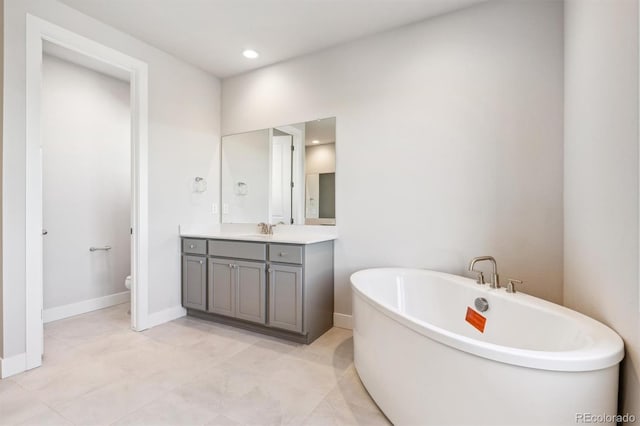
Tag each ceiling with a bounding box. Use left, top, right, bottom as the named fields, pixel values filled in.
left=59, top=0, right=484, bottom=78
left=305, top=117, right=336, bottom=146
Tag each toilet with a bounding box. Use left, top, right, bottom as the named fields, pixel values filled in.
left=125, top=275, right=132, bottom=315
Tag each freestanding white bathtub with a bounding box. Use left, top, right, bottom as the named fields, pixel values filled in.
left=351, top=268, right=625, bottom=426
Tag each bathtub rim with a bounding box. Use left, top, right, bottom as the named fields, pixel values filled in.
left=350, top=267, right=624, bottom=372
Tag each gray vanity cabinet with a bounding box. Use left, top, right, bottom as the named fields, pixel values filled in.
left=268, top=264, right=303, bottom=332
left=181, top=237, right=207, bottom=312
left=182, top=255, right=207, bottom=311
left=208, top=258, right=235, bottom=317
left=235, top=261, right=267, bottom=324
left=208, top=258, right=267, bottom=325
left=181, top=236, right=334, bottom=344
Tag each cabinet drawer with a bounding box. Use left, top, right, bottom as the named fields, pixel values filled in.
left=182, top=238, right=207, bottom=255
left=208, top=240, right=266, bottom=261
left=269, top=244, right=303, bottom=265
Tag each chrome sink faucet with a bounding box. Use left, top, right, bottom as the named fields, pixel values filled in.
left=468, top=256, right=500, bottom=288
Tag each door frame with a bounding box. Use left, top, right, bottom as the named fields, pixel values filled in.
left=25, top=15, right=150, bottom=370
left=274, top=125, right=304, bottom=224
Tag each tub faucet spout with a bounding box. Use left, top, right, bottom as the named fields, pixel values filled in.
left=468, top=256, right=500, bottom=288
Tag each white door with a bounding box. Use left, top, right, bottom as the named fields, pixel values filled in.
left=42, top=55, right=131, bottom=320
left=271, top=134, right=293, bottom=224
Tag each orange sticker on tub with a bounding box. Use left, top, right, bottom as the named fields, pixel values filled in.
left=465, top=307, right=486, bottom=333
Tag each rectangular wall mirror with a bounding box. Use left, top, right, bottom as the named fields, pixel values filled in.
left=221, top=117, right=336, bottom=225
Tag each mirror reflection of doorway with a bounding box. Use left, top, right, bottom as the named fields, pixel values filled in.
left=271, top=129, right=294, bottom=224
left=304, top=122, right=336, bottom=226
left=220, top=117, right=335, bottom=226
left=318, top=172, right=336, bottom=219
left=305, top=172, right=335, bottom=224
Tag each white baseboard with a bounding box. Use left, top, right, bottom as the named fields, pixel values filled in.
left=0, top=353, right=27, bottom=378
left=333, top=313, right=353, bottom=330
left=44, top=291, right=130, bottom=323
left=146, top=305, right=187, bottom=329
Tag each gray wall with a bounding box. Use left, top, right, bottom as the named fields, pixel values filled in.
left=564, top=0, right=640, bottom=419
left=222, top=0, right=565, bottom=315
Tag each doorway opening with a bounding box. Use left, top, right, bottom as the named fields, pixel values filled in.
left=41, top=44, right=132, bottom=335
left=272, top=125, right=304, bottom=225
left=271, top=129, right=294, bottom=224
left=25, top=15, right=149, bottom=370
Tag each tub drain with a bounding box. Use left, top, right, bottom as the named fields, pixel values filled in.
left=474, top=297, right=489, bottom=312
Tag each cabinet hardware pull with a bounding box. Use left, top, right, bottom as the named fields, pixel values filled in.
left=199, top=260, right=203, bottom=264
left=189, top=244, right=196, bottom=249
left=279, top=252, right=287, bottom=256
left=229, top=263, right=234, bottom=268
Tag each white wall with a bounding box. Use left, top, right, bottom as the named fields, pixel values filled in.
left=42, top=55, right=130, bottom=311
left=222, top=0, right=564, bottom=315
left=221, top=129, right=270, bottom=223
left=2, top=0, right=220, bottom=358
left=0, top=0, right=4, bottom=358
left=564, top=0, right=640, bottom=418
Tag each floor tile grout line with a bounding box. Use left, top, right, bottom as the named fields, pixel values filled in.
left=3, top=304, right=366, bottom=426
left=35, top=359, right=133, bottom=413
left=298, top=377, right=344, bottom=425
left=45, top=398, right=80, bottom=426
left=27, top=311, right=140, bottom=416
left=105, top=386, right=171, bottom=426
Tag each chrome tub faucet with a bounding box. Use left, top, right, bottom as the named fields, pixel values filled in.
left=468, top=256, right=500, bottom=288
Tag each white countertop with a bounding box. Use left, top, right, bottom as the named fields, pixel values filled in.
left=179, top=224, right=337, bottom=245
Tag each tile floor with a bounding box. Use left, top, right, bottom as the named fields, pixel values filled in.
left=0, top=304, right=389, bottom=425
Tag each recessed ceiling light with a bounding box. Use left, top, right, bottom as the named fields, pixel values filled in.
left=242, top=49, right=259, bottom=59
left=312, top=140, right=320, bottom=144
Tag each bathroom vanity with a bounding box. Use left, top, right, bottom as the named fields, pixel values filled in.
left=180, top=233, right=335, bottom=344
left=182, top=116, right=338, bottom=343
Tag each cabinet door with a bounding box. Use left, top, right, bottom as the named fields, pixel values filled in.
left=208, top=258, right=235, bottom=317
left=235, top=260, right=266, bottom=324
left=269, top=264, right=303, bottom=332
left=182, top=255, right=207, bottom=311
